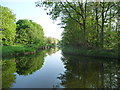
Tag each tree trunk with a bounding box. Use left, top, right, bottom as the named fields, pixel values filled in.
left=95, top=4, right=99, bottom=47
left=83, top=1, right=87, bottom=47
left=100, top=2, right=105, bottom=48
left=83, top=19, right=87, bottom=47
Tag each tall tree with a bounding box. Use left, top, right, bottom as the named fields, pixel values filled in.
left=99, top=2, right=115, bottom=48
left=36, top=1, right=119, bottom=49
left=0, top=6, right=16, bottom=45
left=36, top=1, right=89, bottom=47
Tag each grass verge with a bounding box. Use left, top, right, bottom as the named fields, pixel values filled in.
left=1, top=44, right=44, bottom=56
left=62, top=46, right=119, bottom=59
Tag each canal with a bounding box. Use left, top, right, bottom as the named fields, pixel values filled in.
left=2, top=47, right=120, bottom=88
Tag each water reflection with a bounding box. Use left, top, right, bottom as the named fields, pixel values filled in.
left=58, top=53, right=120, bottom=88
left=2, top=58, right=16, bottom=88
left=16, top=51, right=46, bottom=75
left=2, top=47, right=120, bottom=88
left=2, top=47, right=59, bottom=88
left=47, top=47, right=59, bottom=56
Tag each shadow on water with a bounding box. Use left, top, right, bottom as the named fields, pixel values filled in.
left=57, top=52, right=120, bottom=88
left=2, top=47, right=59, bottom=88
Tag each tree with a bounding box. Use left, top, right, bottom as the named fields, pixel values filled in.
left=99, top=2, right=116, bottom=48
left=36, top=1, right=119, bottom=49
left=36, top=1, right=89, bottom=46
left=45, top=37, right=58, bottom=45
left=0, top=6, right=16, bottom=45
left=16, top=19, right=45, bottom=45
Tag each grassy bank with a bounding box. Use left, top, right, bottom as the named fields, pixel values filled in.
left=62, top=46, right=119, bottom=59
left=1, top=44, right=53, bottom=56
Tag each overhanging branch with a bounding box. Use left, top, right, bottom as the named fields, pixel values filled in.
left=60, top=2, right=83, bottom=26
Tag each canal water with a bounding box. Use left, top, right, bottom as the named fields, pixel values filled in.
left=2, top=48, right=120, bottom=88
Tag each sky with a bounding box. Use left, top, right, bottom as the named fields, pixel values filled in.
left=1, top=0, right=63, bottom=40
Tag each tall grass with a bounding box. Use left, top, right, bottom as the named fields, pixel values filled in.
left=2, top=43, right=56, bottom=56
left=2, top=44, right=40, bottom=56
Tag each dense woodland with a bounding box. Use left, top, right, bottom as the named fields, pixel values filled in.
left=36, top=1, right=119, bottom=50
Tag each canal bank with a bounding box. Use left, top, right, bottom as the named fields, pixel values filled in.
left=62, top=46, right=119, bottom=59
left=1, top=44, right=56, bottom=57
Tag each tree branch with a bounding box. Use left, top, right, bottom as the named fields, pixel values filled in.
left=98, top=23, right=102, bottom=29
left=105, top=14, right=115, bottom=22
left=66, top=0, right=84, bottom=19
left=105, top=3, right=115, bottom=19
left=60, top=2, right=83, bottom=26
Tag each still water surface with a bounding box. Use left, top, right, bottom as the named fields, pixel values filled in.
left=2, top=48, right=120, bottom=88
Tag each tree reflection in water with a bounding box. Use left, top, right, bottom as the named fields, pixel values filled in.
left=2, top=58, right=16, bottom=88
left=47, top=47, right=59, bottom=56
left=2, top=47, right=59, bottom=88
left=16, top=51, right=46, bottom=75
left=58, top=53, right=120, bottom=88
left=2, top=48, right=119, bottom=89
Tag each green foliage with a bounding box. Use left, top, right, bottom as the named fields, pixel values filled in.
left=0, top=5, right=16, bottom=45
left=1, top=5, right=47, bottom=46
left=36, top=1, right=119, bottom=49
left=62, top=18, right=82, bottom=47
left=45, top=37, right=59, bottom=45
left=62, top=46, right=118, bottom=59
left=2, top=44, right=42, bottom=56
left=16, top=19, right=45, bottom=45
